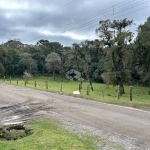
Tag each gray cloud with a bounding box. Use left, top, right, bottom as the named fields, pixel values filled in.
left=0, top=0, right=150, bottom=46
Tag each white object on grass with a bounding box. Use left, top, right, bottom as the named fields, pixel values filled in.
left=73, top=90, right=80, bottom=94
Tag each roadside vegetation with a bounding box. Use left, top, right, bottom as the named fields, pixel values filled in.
left=1, top=76, right=150, bottom=111
left=0, top=119, right=96, bottom=150
left=0, top=17, right=150, bottom=97
left=0, top=119, right=126, bottom=150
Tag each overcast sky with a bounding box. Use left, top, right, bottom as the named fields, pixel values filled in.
left=0, top=0, right=150, bottom=46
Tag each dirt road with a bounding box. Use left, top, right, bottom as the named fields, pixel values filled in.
left=0, top=83, right=150, bottom=149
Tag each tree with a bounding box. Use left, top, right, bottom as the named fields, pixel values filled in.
left=17, top=53, right=37, bottom=75
left=0, top=46, right=7, bottom=76
left=37, top=40, right=63, bottom=56
left=71, top=41, right=95, bottom=90
left=3, top=39, right=25, bottom=53
left=96, top=18, right=134, bottom=94
left=28, top=46, right=46, bottom=75
left=135, top=17, right=150, bottom=88
left=23, top=71, right=33, bottom=83
left=5, top=48, right=20, bottom=76
left=88, top=39, right=105, bottom=82
left=45, top=52, right=61, bottom=80
left=59, top=46, right=71, bottom=81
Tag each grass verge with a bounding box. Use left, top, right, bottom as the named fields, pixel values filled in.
left=0, top=119, right=96, bottom=150
left=1, top=76, right=150, bottom=110
left=0, top=119, right=126, bottom=150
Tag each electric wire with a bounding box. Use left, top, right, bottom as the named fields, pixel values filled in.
left=29, top=0, right=136, bottom=28
left=29, top=0, right=150, bottom=43
left=22, top=0, right=76, bottom=27
left=1, top=0, right=149, bottom=44
left=0, top=0, right=76, bottom=34
left=0, top=0, right=136, bottom=33
left=0, top=0, right=53, bottom=30
left=47, top=0, right=148, bottom=39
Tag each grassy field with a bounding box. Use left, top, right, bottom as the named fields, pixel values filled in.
left=1, top=76, right=150, bottom=110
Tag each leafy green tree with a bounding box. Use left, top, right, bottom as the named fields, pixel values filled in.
left=45, top=52, right=61, bottom=80
left=90, top=60, right=104, bottom=82
left=72, top=41, right=95, bottom=90
left=135, top=17, right=150, bottom=88
left=28, top=46, right=46, bottom=75
left=5, top=48, right=20, bottom=76
left=88, top=39, right=105, bottom=82
left=37, top=40, right=63, bottom=56
left=96, top=18, right=134, bottom=94
left=3, top=39, right=25, bottom=53
left=59, top=46, right=71, bottom=81
left=0, top=46, right=7, bottom=76
left=0, top=62, right=5, bottom=76
left=23, top=71, right=33, bottom=83
left=17, top=53, right=37, bottom=75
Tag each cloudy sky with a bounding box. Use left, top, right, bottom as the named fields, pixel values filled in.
left=0, top=0, right=150, bottom=46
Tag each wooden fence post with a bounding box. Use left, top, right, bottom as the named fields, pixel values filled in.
left=25, top=80, right=26, bottom=86
left=80, top=80, right=82, bottom=89
left=4, top=76, right=5, bottom=82
left=101, top=86, right=104, bottom=97
left=35, top=80, right=36, bottom=88
left=46, top=81, right=48, bottom=89
left=130, top=86, right=132, bottom=101
left=86, top=83, right=90, bottom=95
left=60, top=82, right=62, bottom=92
left=118, top=85, right=120, bottom=100
left=17, top=78, right=18, bottom=85
left=10, top=76, right=11, bottom=83
left=79, top=83, right=81, bottom=93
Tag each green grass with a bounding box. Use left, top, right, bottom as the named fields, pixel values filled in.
left=0, top=119, right=96, bottom=150
left=0, top=119, right=126, bottom=150
left=1, top=76, right=150, bottom=110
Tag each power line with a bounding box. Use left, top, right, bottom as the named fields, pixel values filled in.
left=31, top=0, right=148, bottom=41
left=32, top=0, right=136, bottom=35
left=1, top=0, right=149, bottom=44
left=25, top=0, right=76, bottom=27
left=0, top=0, right=133, bottom=34
left=29, top=0, right=149, bottom=42
left=66, top=5, right=150, bottom=41
left=1, top=0, right=76, bottom=35
left=0, top=0, right=53, bottom=30
left=52, top=5, right=150, bottom=48
left=49, top=0, right=148, bottom=38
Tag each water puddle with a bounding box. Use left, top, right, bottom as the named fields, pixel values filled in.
left=0, top=115, right=23, bottom=125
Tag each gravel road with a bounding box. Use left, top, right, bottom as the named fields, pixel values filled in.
left=0, top=83, right=150, bottom=150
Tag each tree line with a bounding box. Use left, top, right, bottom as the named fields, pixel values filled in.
left=0, top=17, right=150, bottom=94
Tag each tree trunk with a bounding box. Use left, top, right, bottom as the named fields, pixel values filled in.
left=53, top=70, right=55, bottom=80
left=117, top=77, right=125, bottom=95
left=89, top=79, right=94, bottom=91
left=118, top=85, right=120, bottom=99
left=130, top=86, right=132, bottom=101
left=80, top=80, right=82, bottom=89
left=61, top=72, right=64, bottom=82
left=120, top=84, right=125, bottom=95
